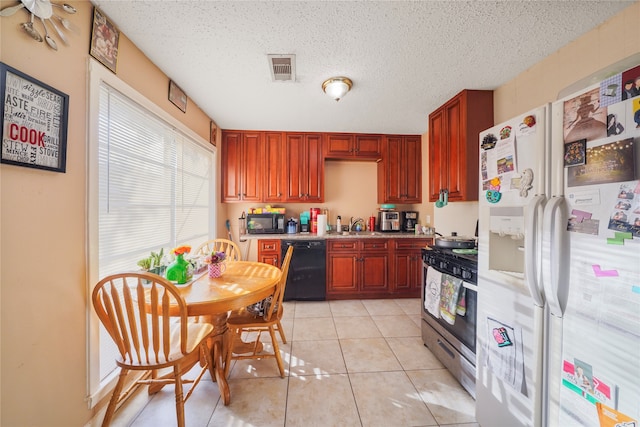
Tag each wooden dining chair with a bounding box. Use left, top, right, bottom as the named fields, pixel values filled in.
left=92, top=272, right=215, bottom=427
left=224, top=245, right=294, bottom=378
left=194, top=238, right=242, bottom=261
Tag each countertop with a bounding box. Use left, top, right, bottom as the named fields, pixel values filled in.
left=240, top=232, right=436, bottom=240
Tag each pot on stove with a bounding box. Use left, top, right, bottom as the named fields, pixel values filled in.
left=434, top=232, right=476, bottom=249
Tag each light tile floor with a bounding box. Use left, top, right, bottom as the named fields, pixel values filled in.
left=93, top=298, right=479, bottom=427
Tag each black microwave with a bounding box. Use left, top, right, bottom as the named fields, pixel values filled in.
left=247, top=213, right=285, bottom=234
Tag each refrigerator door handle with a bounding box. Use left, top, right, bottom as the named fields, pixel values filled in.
left=525, top=195, right=546, bottom=307
left=541, top=196, right=568, bottom=317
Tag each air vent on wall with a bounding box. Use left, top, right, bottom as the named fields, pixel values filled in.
left=268, top=54, right=296, bottom=82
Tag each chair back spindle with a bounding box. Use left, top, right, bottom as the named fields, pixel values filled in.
left=194, top=238, right=242, bottom=261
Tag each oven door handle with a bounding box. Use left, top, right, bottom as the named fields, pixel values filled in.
left=462, top=281, right=477, bottom=292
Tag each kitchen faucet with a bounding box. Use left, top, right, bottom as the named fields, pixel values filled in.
left=349, top=217, right=365, bottom=232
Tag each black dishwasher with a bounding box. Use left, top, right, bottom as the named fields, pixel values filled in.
left=281, top=240, right=326, bottom=301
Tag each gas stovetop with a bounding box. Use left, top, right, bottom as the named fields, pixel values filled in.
left=422, top=246, right=478, bottom=284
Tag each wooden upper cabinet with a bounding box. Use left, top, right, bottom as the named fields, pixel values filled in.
left=221, top=131, right=241, bottom=202
left=263, top=132, right=285, bottom=202
left=221, top=131, right=263, bottom=202
left=324, top=133, right=382, bottom=160
left=285, top=133, right=324, bottom=202
left=428, top=89, right=493, bottom=202
left=377, top=135, right=422, bottom=204
left=324, top=133, right=353, bottom=158
left=355, top=134, right=382, bottom=158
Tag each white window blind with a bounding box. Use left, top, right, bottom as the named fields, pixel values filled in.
left=96, top=82, right=214, bottom=382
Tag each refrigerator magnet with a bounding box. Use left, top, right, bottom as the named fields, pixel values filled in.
left=486, top=190, right=502, bottom=203
left=564, top=139, right=587, bottom=167
left=486, top=177, right=502, bottom=203
left=516, top=115, right=537, bottom=137
left=492, top=327, right=513, bottom=347
left=518, top=168, right=534, bottom=197
left=481, top=133, right=497, bottom=150
left=500, top=126, right=512, bottom=140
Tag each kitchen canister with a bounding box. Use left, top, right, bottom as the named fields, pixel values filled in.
left=317, top=214, right=327, bottom=236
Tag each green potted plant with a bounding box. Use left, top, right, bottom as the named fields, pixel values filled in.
left=137, top=248, right=167, bottom=276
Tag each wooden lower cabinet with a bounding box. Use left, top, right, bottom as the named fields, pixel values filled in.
left=257, top=239, right=281, bottom=266
left=390, top=238, right=433, bottom=297
left=326, top=237, right=432, bottom=299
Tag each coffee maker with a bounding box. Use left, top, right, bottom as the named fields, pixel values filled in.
left=401, top=211, right=419, bottom=232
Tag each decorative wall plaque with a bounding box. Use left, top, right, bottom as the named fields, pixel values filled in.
left=1, top=62, right=69, bottom=172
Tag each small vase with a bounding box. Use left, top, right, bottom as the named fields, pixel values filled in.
left=166, top=254, right=189, bottom=284
left=208, top=262, right=225, bottom=278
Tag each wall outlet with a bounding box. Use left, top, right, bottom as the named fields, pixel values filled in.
left=426, top=215, right=431, bottom=225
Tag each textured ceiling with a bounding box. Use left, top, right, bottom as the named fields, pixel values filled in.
left=92, top=0, right=634, bottom=135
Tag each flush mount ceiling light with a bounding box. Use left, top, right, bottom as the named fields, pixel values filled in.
left=322, top=76, right=353, bottom=101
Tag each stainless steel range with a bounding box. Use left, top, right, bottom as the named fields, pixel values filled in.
left=421, top=246, right=478, bottom=398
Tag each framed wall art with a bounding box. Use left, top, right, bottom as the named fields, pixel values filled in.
left=210, top=120, right=218, bottom=146
left=0, top=62, right=69, bottom=173
left=169, top=80, right=187, bottom=113
left=90, top=7, right=120, bottom=74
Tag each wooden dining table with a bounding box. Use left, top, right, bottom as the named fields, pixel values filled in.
left=152, top=261, right=282, bottom=405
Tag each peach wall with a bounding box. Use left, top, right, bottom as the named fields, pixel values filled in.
left=224, top=154, right=431, bottom=261
left=434, top=2, right=640, bottom=236
left=493, top=2, right=640, bottom=122
left=0, top=2, right=215, bottom=425
left=0, top=1, right=639, bottom=426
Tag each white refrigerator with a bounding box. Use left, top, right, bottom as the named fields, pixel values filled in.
left=476, top=73, right=640, bottom=426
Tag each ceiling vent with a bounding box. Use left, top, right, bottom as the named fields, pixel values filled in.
left=268, top=54, right=296, bottom=82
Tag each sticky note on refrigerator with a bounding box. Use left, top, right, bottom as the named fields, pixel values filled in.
left=607, top=231, right=633, bottom=245
left=596, top=402, right=638, bottom=427
left=592, top=265, right=619, bottom=277
left=571, top=209, right=592, bottom=222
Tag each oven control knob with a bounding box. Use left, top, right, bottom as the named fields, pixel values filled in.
left=439, top=261, right=447, bottom=269
left=462, top=270, right=472, bottom=280
left=452, top=266, right=462, bottom=275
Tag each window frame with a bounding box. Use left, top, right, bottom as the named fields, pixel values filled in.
left=85, top=59, right=217, bottom=407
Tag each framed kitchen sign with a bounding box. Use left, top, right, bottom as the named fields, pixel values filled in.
left=0, top=62, right=69, bottom=173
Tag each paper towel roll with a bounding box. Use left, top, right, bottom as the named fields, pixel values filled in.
left=317, top=214, right=327, bottom=236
